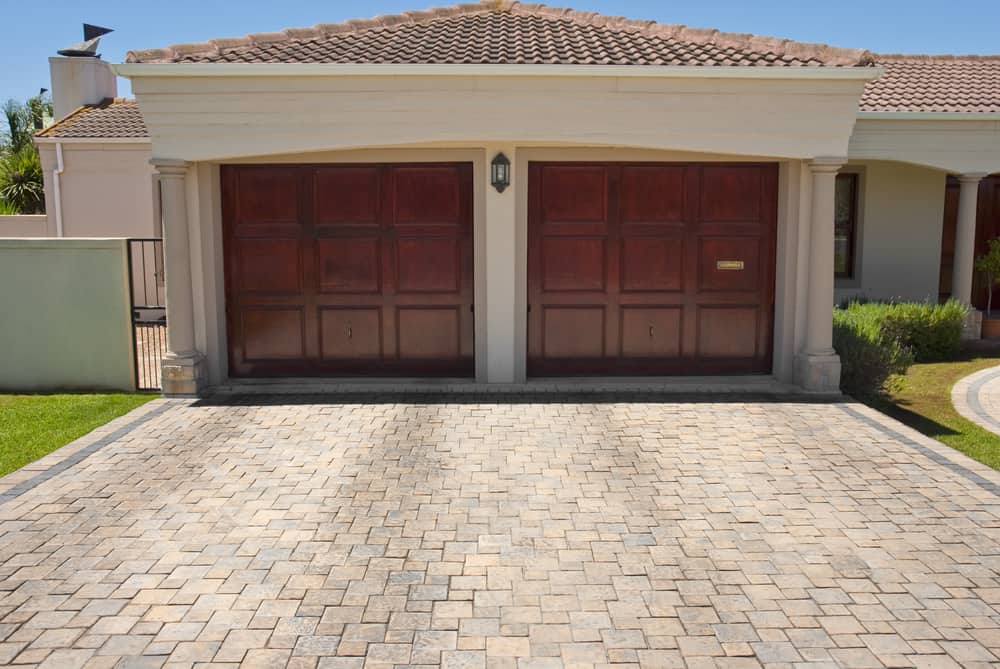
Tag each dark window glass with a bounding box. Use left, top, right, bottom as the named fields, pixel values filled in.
left=834, top=173, right=858, bottom=279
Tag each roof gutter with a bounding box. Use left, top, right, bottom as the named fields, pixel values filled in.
left=34, top=136, right=151, bottom=144
left=857, top=111, right=1000, bottom=121
left=115, top=62, right=883, bottom=81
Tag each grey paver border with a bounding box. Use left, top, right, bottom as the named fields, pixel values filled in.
left=0, top=398, right=183, bottom=505
left=843, top=402, right=1000, bottom=498
left=953, top=363, right=1000, bottom=437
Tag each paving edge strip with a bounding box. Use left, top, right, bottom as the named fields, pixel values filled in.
left=0, top=400, right=180, bottom=506
left=841, top=404, right=1000, bottom=498
left=961, top=365, right=1000, bottom=435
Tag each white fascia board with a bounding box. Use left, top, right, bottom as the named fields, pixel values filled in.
left=115, top=62, right=883, bottom=81
left=34, top=136, right=151, bottom=145
left=856, top=111, right=1000, bottom=121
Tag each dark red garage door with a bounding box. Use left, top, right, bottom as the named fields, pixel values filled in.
left=528, top=162, right=777, bottom=376
left=222, top=163, right=474, bottom=377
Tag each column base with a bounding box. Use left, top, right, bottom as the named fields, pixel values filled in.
left=161, top=352, right=207, bottom=397
left=962, top=309, right=983, bottom=341
left=794, top=352, right=842, bottom=395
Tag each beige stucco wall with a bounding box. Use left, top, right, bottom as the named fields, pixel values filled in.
left=850, top=118, right=1000, bottom=175
left=0, top=239, right=135, bottom=391
left=36, top=141, right=157, bottom=238
left=0, top=215, right=48, bottom=237
left=835, top=160, right=947, bottom=304
left=132, top=73, right=869, bottom=161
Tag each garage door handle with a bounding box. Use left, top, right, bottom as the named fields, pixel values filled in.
left=347, top=327, right=352, bottom=339
left=649, top=325, right=654, bottom=338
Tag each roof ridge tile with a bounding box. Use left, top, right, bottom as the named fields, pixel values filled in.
left=877, top=53, right=1000, bottom=62
left=124, top=0, right=875, bottom=66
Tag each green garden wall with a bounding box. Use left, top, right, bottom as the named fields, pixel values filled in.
left=0, top=239, right=135, bottom=391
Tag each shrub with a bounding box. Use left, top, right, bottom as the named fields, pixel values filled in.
left=880, top=299, right=967, bottom=362
left=975, top=238, right=1000, bottom=318
left=833, top=300, right=967, bottom=396
left=834, top=305, right=914, bottom=397
left=0, top=147, right=43, bottom=214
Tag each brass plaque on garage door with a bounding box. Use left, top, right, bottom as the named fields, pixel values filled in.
left=716, top=260, right=745, bottom=270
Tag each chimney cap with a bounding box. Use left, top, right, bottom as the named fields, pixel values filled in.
left=57, top=24, right=113, bottom=58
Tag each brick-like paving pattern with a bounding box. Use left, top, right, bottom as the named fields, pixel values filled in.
left=1, top=396, right=1000, bottom=669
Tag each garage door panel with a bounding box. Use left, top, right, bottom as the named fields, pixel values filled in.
left=397, top=307, right=461, bottom=359
left=701, top=166, right=763, bottom=223
left=394, top=167, right=462, bottom=224
left=320, top=308, right=382, bottom=360
left=542, top=238, right=606, bottom=292
left=697, top=307, right=760, bottom=358
left=224, top=163, right=473, bottom=378
left=315, top=167, right=380, bottom=225
left=543, top=307, right=605, bottom=358
left=621, top=307, right=682, bottom=358
left=698, top=237, right=761, bottom=292
left=317, top=238, right=380, bottom=294
left=241, top=308, right=306, bottom=360
left=541, top=166, right=607, bottom=223
left=396, top=238, right=461, bottom=293
left=620, top=166, right=685, bottom=223
left=235, top=168, right=301, bottom=225
left=237, top=239, right=302, bottom=294
left=529, top=162, right=775, bottom=376
left=621, top=237, right=683, bottom=292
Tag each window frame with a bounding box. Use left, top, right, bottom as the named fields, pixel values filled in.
left=834, top=170, right=861, bottom=281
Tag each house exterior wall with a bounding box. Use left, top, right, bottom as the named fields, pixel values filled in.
left=0, top=215, right=49, bottom=237
left=0, top=238, right=135, bottom=391
left=37, top=141, right=157, bottom=238
left=849, top=118, right=1000, bottom=175
left=131, top=74, right=868, bottom=161
left=835, top=160, right=947, bottom=304
left=125, top=68, right=874, bottom=391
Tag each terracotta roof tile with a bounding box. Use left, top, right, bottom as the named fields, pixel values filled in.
left=36, top=99, right=148, bottom=139
left=863, top=55, right=1000, bottom=113
left=125, top=1, right=874, bottom=67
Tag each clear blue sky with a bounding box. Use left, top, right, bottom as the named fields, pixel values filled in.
left=4, top=0, right=998, bottom=103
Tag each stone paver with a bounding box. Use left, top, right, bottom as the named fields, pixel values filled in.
left=0, top=394, right=999, bottom=668
left=952, top=363, right=1000, bottom=436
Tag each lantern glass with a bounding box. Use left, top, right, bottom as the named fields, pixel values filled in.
left=491, top=152, right=510, bottom=193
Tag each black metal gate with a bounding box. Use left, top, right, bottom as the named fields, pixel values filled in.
left=127, top=239, right=167, bottom=391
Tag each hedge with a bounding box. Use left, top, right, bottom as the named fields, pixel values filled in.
left=833, top=300, right=967, bottom=397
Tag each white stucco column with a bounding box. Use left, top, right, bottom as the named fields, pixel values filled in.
left=795, top=158, right=845, bottom=393
left=952, top=173, right=986, bottom=339
left=484, top=145, right=518, bottom=383
left=153, top=159, right=206, bottom=396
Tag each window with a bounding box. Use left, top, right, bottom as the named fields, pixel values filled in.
left=834, top=173, right=859, bottom=279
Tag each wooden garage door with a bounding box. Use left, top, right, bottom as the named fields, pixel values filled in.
left=528, top=162, right=777, bottom=376
left=222, top=163, right=474, bottom=377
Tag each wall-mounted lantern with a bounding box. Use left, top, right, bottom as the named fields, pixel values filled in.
left=491, top=152, right=511, bottom=193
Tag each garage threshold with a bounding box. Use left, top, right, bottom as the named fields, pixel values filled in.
left=208, top=375, right=806, bottom=397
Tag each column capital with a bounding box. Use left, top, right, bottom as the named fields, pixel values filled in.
left=957, top=172, right=988, bottom=184
left=808, top=157, right=848, bottom=173
left=152, top=158, right=190, bottom=178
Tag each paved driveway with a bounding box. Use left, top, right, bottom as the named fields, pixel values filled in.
left=1, top=395, right=1000, bottom=669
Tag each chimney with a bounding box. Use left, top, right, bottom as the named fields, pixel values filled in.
left=49, top=24, right=117, bottom=120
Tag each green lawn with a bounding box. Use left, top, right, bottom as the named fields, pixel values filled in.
left=867, top=346, right=1000, bottom=471
left=0, top=394, right=156, bottom=477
